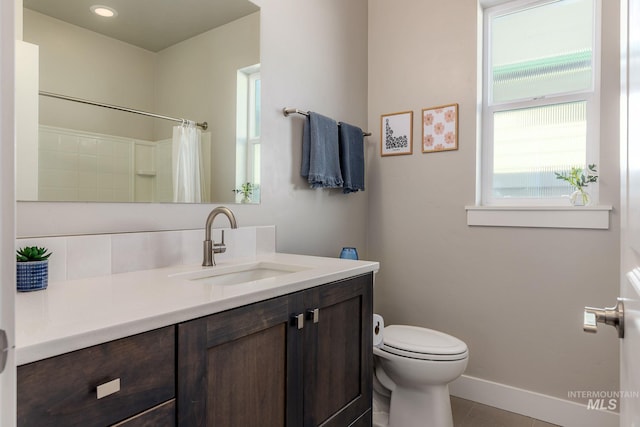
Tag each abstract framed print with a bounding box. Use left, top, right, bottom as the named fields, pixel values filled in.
left=380, top=111, right=413, bottom=156
left=422, top=103, right=458, bottom=153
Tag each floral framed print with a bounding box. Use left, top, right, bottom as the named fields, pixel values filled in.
left=422, top=103, right=458, bottom=153
left=380, top=111, right=413, bottom=156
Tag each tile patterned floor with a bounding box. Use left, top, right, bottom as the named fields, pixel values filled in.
left=451, top=396, right=561, bottom=427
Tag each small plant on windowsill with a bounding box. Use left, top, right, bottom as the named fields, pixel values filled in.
left=16, top=246, right=52, bottom=292
left=555, top=164, right=598, bottom=206
left=233, top=182, right=257, bottom=203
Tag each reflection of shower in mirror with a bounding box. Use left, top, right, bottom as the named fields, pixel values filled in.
left=18, top=0, right=261, bottom=204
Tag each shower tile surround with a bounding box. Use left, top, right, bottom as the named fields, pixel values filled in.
left=35, top=126, right=212, bottom=203
left=16, top=225, right=276, bottom=282
left=38, top=127, right=134, bottom=202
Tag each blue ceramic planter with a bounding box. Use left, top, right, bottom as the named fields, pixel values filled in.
left=16, top=260, right=49, bottom=292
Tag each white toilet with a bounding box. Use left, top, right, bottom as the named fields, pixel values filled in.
left=373, top=324, right=468, bottom=427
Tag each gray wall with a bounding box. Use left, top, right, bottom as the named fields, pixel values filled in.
left=24, top=9, right=157, bottom=141
left=367, top=0, right=620, bottom=403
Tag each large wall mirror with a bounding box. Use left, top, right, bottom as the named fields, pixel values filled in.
left=20, top=0, right=261, bottom=204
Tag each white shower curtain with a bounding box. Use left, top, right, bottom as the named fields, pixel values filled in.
left=172, top=121, right=204, bottom=203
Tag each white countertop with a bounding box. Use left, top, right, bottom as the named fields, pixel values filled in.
left=15, top=253, right=379, bottom=365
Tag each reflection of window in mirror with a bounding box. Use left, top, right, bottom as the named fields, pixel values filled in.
left=236, top=64, right=261, bottom=203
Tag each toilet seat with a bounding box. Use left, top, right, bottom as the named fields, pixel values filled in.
left=381, top=325, right=468, bottom=361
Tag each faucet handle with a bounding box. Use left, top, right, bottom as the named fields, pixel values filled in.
left=213, top=230, right=227, bottom=254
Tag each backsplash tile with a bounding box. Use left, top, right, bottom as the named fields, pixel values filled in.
left=148, top=231, right=183, bottom=269
left=180, top=229, right=204, bottom=265
left=256, top=226, right=276, bottom=254
left=111, top=232, right=152, bottom=274
left=66, top=235, right=112, bottom=280
left=16, top=225, right=277, bottom=283
left=217, top=227, right=256, bottom=261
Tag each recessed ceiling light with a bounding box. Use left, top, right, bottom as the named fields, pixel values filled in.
left=90, top=5, right=117, bottom=18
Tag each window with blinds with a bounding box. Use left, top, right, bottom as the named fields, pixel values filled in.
left=481, top=0, right=599, bottom=205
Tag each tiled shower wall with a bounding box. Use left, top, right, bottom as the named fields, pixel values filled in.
left=37, top=126, right=212, bottom=203
left=38, top=126, right=134, bottom=202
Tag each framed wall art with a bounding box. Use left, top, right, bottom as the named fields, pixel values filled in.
left=380, top=111, right=413, bottom=156
left=422, top=103, right=458, bottom=153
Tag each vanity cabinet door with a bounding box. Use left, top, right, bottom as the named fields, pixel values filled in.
left=177, top=294, right=302, bottom=427
left=302, top=273, right=373, bottom=427
left=176, top=273, right=373, bottom=427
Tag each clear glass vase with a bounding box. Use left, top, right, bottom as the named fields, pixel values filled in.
left=570, top=189, right=591, bottom=206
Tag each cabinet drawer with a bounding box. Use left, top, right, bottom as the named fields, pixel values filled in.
left=18, top=326, right=175, bottom=427
left=112, top=399, right=175, bottom=427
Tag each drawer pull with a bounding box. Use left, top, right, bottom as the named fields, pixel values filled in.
left=96, top=378, right=121, bottom=399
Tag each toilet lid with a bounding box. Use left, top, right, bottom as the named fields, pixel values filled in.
left=382, top=325, right=468, bottom=361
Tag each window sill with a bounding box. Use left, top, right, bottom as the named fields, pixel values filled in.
left=465, top=205, right=612, bottom=229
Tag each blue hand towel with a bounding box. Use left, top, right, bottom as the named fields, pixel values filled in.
left=338, top=122, right=365, bottom=193
left=301, top=112, right=343, bottom=188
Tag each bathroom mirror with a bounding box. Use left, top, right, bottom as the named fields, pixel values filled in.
left=20, top=0, right=261, bottom=204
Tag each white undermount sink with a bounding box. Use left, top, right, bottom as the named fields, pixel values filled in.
left=170, top=261, right=311, bottom=286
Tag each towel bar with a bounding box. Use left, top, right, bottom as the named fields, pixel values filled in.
left=283, top=107, right=372, bottom=137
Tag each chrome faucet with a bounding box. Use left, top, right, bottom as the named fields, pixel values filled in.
left=203, top=206, right=238, bottom=266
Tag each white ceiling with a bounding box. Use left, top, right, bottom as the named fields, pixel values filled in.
left=23, top=0, right=259, bottom=52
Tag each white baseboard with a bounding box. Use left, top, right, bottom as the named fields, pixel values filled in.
left=449, top=375, right=618, bottom=427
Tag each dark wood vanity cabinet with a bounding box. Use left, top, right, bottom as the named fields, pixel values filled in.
left=16, top=273, right=373, bottom=427
left=302, top=273, right=373, bottom=427
left=177, top=273, right=373, bottom=427
left=17, top=326, right=176, bottom=427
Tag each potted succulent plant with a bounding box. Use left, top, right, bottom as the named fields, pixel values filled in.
left=16, top=246, right=51, bottom=292
left=555, top=164, right=598, bottom=206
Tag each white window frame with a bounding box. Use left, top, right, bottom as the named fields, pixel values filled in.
left=235, top=64, right=261, bottom=203
left=468, top=0, right=611, bottom=228
left=247, top=70, right=261, bottom=184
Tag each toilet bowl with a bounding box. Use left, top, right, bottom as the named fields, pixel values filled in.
left=373, top=324, right=468, bottom=427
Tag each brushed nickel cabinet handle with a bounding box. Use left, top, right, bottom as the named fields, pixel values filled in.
left=307, top=308, right=319, bottom=323
left=292, top=313, right=304, bottom=330
left=96, top=378, right=121, bottom=399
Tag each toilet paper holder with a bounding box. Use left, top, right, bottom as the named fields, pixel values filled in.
left=373, top=314, right=384, bottom=348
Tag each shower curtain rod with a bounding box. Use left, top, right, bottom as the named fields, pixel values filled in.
left=283, top=107, right=372, bottom=136
left=39, top=91, right=208, bottom=130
